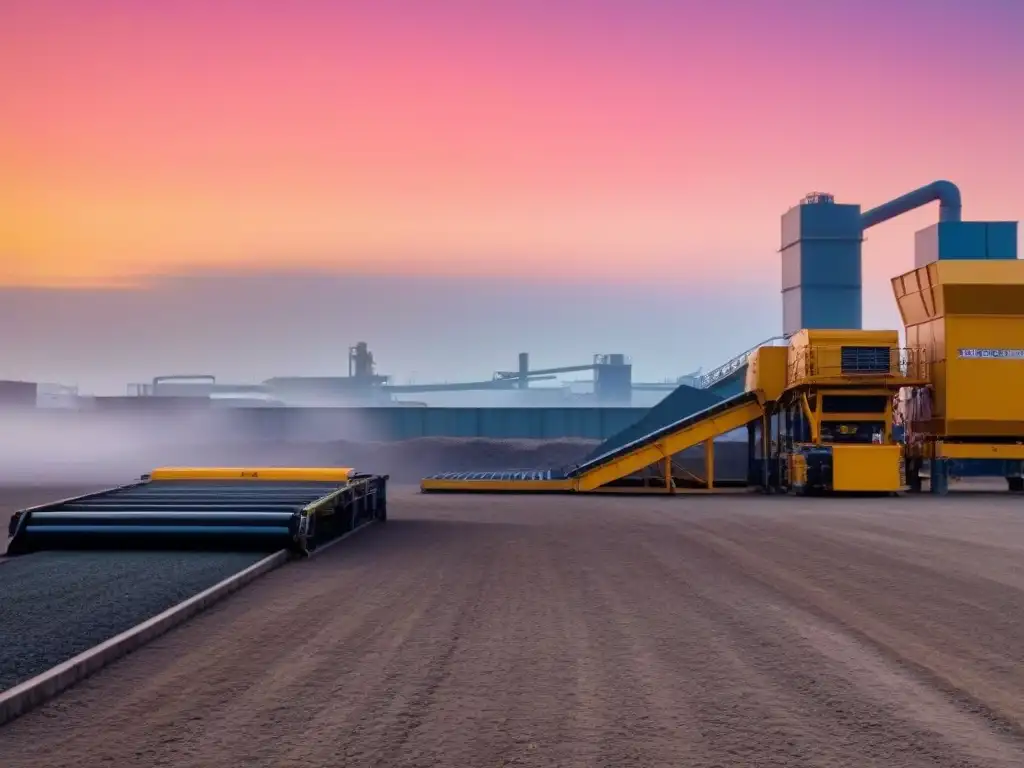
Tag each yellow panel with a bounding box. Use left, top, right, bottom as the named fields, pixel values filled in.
left=785, top=330, right=924, bottom=389
left=573, top=399, right=764, bottom=491
left=802, top=329, right=900, bottom=347
left=936, top=442, right=1024, bottom=460
left=420, top=479, right=572, bottom=492
left=893, top=270, right=940, bottom=326
left=150, top=467, right=354, bottom=482
left=788, top=453, right=807, bottom=486
left=934, top=259, right=1024, bottom=285
left=896, top=260, right=1024, bottom=439
left=944, top=316, right=1024, bottom=434
left=745, top=346, right=788, bottom=401
left=830, top=445, right=902, bottom=492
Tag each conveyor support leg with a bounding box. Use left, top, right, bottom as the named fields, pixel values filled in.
left=930, top=459, right=950, bottom=495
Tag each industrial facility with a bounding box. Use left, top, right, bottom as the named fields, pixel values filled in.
left=422, top=182, right=1022, bottom=496
left=6, top=179, right=1021, bottom=564
left=4, top=179, right=1023, bottom=742
left=120, top=344, right=688, bottom=407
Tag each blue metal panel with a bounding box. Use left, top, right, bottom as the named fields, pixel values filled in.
left=801, top=286, right=863, bottom=329
left=914, top=221, right=1020, bottom=267
left=800, top=243, right=861, bottom=287
left=478, top=408, right=539, bottom=439
left=380, top=408, right=416, bottom=440
left=799, top=199, right=864, bottom=239
left=427, top=408, right=477, bottom=438
left=221, top=406, right=648, bottom=442
left=540, top=408, right=568, bottom=439
left=601, top=409, right=645, bottom=439
left=542, top=408, right=630, bottom=440
left=986, top=222, right=1018, bottom=260
left=939, top=221, right=986, bottom=259
left=950, top=459, right=1018, bottom=477
left=943, top=221, right=988, bottom=259
left=780, top=196, right=863, bottom=336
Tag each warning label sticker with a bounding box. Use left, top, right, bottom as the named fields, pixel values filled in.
left=957, top=348, right=1024, bottom=359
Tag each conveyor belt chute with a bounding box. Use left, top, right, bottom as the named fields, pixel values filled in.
left=567, top=391, right=763, bottom=491
left=420, top=392, right=764, bottom=493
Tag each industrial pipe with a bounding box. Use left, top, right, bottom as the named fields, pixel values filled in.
left=861, top=180, right=962, bottom=230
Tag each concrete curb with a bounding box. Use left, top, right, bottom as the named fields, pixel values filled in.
left=0, top=549, right=290, bottom=727
left=0, top=516, right=378, bottom=727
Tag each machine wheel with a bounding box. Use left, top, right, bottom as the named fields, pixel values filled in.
left=1008, top=477, right=1024, bottom=493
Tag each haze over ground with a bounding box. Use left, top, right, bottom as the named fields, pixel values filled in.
left=4, top=0, right=1023, bottom=393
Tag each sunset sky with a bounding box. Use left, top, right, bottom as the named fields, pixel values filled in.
left=3, top=0, right=1023, bottom=393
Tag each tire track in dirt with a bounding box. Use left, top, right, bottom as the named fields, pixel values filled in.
left=637, top=518, right=1024, bottom=767
left=682, top=514, right=1024, bottom=743
left=545, top=519, right=710, bottom=767
left=598, top=519, right=960, bottom=767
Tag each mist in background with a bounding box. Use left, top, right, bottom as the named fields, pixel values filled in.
left=0, top=269, right=793, bottom=395
left=0, top=406, right=607, bottom=486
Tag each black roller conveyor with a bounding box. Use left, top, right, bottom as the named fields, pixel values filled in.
left=6, top=470, right=389, bottom=556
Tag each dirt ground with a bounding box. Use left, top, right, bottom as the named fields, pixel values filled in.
left=4, top=486, right=1024, bottom=767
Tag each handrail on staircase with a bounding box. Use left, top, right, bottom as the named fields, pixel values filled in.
left=696, top=336, right=789, bottom=389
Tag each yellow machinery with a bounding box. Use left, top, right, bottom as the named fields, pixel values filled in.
left=752, top=330, right=927, bottom=494
left=894, top=260, right=1024, bottom=493
left=420, top=184, right=1024, bottom=498
left=422, top=261, right=1024, bottom=498
left=421, top=329, right=925, bottom=495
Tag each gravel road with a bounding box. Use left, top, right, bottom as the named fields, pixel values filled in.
left=0, top=550, right=265, bottom=691
left=0, top=485, right=266, bottom=690
left=3, top=487, right=1024, bottom=767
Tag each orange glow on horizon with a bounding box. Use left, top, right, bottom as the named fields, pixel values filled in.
left=3, top=1, right=1022, bottom=289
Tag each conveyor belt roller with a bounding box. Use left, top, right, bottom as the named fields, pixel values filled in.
left=6, top=467, right=389, bottom=556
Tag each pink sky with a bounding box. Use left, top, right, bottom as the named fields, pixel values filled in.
left=2, top=0, right=1022, bottom=389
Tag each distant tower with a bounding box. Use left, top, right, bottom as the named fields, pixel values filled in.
left=348, top=342, right=375, bottom=379
left=593, top=354, right=632, bottom=404
left=517, top=353, right=529, bottom=389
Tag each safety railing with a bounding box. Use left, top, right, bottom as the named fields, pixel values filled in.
left=787, top=346, right=929, bottom=384
left=697, top=336, right=789, bottom=390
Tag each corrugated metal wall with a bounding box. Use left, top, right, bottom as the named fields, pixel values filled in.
left=21, top=405, right=646, bottom=442
left=222, top=407, right=646, bottom=441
